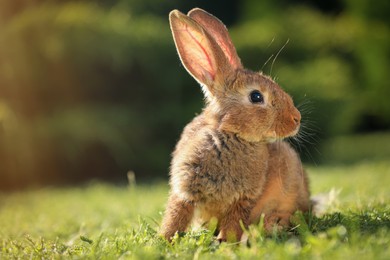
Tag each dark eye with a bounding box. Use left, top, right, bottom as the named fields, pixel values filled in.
left=249, top=90, right=264, bottom=104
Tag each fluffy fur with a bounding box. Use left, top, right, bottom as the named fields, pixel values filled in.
left=161, top=8, right=310, bottom=242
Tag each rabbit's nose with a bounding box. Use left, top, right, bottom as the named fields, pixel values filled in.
left=291, top=110, right=301, bottom=125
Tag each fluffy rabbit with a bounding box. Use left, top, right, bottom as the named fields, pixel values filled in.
left=161, top=8, right=310, bottom=242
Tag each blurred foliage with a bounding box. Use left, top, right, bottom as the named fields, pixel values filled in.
left=321, top=133, right=390, bottom=164
left=0, top=0, right=389, bottom=190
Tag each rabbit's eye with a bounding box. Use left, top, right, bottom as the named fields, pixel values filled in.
left=249, top=90, right=264, bottom=104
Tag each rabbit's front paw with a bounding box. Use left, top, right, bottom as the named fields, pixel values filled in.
left=216, top=228, right=243, bottom=243
left=264, top=212, right=291, bottom=233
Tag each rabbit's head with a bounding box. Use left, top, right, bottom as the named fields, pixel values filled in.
left=170, top=9, right=301, bottom=142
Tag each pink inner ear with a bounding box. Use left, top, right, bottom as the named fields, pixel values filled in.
left=201, top=28, right=241, bottom=71
left=171, top=16, right=219, bottom=86
left=183, top=24, right=215, bottom=81
left=222, top=45, right=239, bottom=69
left=188, top=9, right=242, bottom=71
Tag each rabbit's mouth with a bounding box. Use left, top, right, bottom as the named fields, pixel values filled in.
left=266, top=125, right=300, bottom=142
left=270, top=108, right=301, bottom=140
left=288, top=125, right=301, bottom=137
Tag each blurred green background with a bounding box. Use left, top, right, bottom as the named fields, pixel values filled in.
left=0, top=0, right=389, bottom=190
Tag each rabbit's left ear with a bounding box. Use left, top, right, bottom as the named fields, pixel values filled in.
left=169, top=10, right=234, bottom=97
left=188, top=8, right=242, bottom=71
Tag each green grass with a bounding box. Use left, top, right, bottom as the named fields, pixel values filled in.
left=1, top=161, right=389, bottom=259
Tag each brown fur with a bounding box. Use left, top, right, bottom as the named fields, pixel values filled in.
left=161, top=8, right=310, bottom=242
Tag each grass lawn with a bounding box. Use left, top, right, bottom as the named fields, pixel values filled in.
left=0, top=161, right=389, bottom=259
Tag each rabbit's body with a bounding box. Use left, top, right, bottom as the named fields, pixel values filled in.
left=171, top=113, right=269, bottom=208
left=161, top=9, right=310, bottom=242
left=165, top=111, right=309, bottom=240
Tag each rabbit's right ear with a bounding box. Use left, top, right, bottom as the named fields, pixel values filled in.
left=169, top=10, right=233, bottom=96
left=188, top=8, right=242, bottom=71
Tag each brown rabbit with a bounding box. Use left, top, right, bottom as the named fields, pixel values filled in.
left=161, top=8, right=310, bottom=242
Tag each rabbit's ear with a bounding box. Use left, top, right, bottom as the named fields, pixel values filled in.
left=188, top=8, right=242, bottom=70
left=169, top=10, right=232, bottom=95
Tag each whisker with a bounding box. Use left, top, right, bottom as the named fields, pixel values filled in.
left=261, top=54, right=274, bottom=72
left=260, top=37, right=276, bottom=72
left=288, top=94, right=322, bottom=165
left=270, top=39, right=289, bottom=76
left=267, top=37, right=275, bottom=49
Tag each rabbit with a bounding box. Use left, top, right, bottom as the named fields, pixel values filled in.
left=160, top=8, right=311, bottom=242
